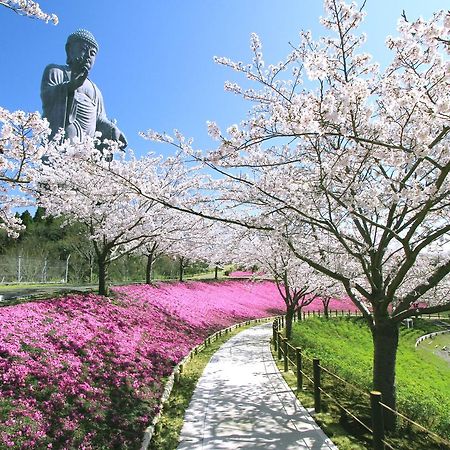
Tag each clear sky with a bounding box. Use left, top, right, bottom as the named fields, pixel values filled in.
left=0, top=0, right=448, bottom=157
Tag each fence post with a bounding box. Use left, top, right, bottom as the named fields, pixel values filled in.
left=296, top=347, right=303, bottom=391
left=176, top=364, right=183, bottom=382
left=283, top=339, right=288, bottom=372
left=313, top=358, right=321, bottom=413
left=273, top=322, right=278, bottom=351
left=65, top=254, right=71, bottom=283
left=42, top=258, right=48, bottom=283
left=370, top=391, right=385, bottom=450
left=277, top=332, right=282, bottom=360
left=17, top=255, right=22, bottom=283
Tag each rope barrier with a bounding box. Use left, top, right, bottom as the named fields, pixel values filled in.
left=298, top=369, right=314, bottom=385
left=379, top=402, right=450, bottom=447
left=286, top=341, right=296, bottom=352
left=319, top=365, right=371, bottom=398
left=318, top=386, right=373, bottom=434
left=380, top=438, right=398, bottom=450
left=274, top=317, right=450, bottom=449
left=287, top=356, right=296, bottom=367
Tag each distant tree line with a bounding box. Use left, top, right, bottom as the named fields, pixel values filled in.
left=0, top=208, right=209, bottom=284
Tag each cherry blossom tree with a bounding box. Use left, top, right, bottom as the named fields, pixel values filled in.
left=225, top=227, right=323, bottom=338
left=1, top=1, right=57, bottom=236
left=0, top=108, right=50, bottom=237
left=0, top=0, right=58, bottom=24
left=135, top=211, right=212, bottom=283
left=162, top=216, right=223, bottom=281
left=36, top=139, right=168, bottom=295
left=144, top=0, right=450, bottom=428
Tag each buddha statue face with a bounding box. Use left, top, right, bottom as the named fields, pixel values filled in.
left=66, top=39, right=97, bottom=75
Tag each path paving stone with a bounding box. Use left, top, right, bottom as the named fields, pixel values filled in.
left=178, top=322, right=338, bottom=449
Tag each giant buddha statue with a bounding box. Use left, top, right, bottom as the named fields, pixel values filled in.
left=41, top=29, right=127, bottom=148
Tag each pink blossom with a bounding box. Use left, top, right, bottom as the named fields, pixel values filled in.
left=0, top=280, right=356, bottom=447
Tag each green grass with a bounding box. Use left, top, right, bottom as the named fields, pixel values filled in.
left=416, top=333, right=450, bottom=365
left=282, top=317, right=450, bottom=449
left=271, top=353, right=368, bottom=450
left=149, top=322, right=257, bottom=450
left=0, top=282, right=68, bottom=290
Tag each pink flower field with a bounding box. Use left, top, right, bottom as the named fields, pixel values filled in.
left=0, top=280, right=356, bottom=448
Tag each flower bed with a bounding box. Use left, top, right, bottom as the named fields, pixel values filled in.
left=0, top=280, right=359, bottom=448
left=0, top=280, right=285, bottom=448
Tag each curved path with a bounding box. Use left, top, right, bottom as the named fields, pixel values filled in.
left=177, top=322, right=337, bottom=449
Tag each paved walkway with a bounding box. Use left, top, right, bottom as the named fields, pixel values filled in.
left=177, top=323, right=338, bottom=449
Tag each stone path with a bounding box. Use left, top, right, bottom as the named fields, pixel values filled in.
left=177, top=322, right=338, bottom=449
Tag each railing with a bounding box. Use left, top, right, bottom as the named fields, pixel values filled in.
left=272, top=316, right=450, bottom=450
left=415, top=329, right=450, bottom=348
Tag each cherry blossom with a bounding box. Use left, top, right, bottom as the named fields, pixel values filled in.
left=0, top=108, right=50, bottom=237
left=0, top=0, right=58, bottom=24
left=143, top=0, right=450, bottom=428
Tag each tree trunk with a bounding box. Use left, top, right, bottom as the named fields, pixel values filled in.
left=98, top=257, right=110, bottom=296
left=214, top=266, right=219, bottom=280
left=145, top=252, right=154, bottom=284
left=324, top=303, right=329, bottom=319
left=179, top=257, right=184, bottom=282
left=89, top=255, right=94, bottom=284
left=285, top=306, right=295, bottom=340
left=372, top=316, right=399, bottom=431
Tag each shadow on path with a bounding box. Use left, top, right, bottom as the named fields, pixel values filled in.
left=178, top=323, right=337, bottom=449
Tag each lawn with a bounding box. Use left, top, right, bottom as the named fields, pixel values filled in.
left=288, top=317, right=450, bottom=447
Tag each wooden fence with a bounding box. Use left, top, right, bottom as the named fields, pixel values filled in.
left=272, top=316, right=450, bottom=450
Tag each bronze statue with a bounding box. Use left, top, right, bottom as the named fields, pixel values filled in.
left=41, top=29, right=127, bottom=148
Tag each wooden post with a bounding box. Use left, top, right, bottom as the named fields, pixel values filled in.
left=371, top=391, right=385, bottom=450
left=313, top=358, right=321, bottom=413
left=283, top=338, right=288, bottom=372
left=296, top=347, right=303, bottom=391
left=175, top=364, right=183, bottom=383
left=277, top=332, right=282, bottom=360
left=273, top=324, right=278, bottom=351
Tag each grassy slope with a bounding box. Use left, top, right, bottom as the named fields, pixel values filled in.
left=288, top=317, right=450, bottom=445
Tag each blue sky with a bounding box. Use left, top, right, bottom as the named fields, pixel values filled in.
left=0, top=0, right=448, bottom=157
